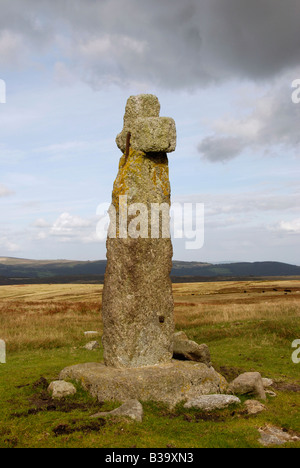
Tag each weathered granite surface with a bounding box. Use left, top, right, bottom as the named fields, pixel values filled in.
left=48, top=380, right=77, bottom=399
left=90, top=400, right=143, bottom=422
left=184, top=394, right=241, bottom=411
left=258, top=425, right=300, bottom=446
left=228, top=372, right=266, bottom=400
left=59, top=361, right=228, bottom=408
left=102, top=95, right=176, bottom=368
left=173, top=331, right=211, bottom=366
left=116, top=94, right=176, bottom=154
left=244, top=400, right=266, bottom=415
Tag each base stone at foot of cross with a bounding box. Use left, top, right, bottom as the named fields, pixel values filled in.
left=59, top=360, right=228, bottom=408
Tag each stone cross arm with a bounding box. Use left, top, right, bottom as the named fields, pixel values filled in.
left=116, top=94, right=176, bottom=154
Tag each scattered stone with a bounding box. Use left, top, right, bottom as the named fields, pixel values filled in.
left=258, top=425, right=300, bottom=446
left=90, top=400, right=143, bottom=423
left=184, top=395, right=241, bottom=411
left=173, top=332, right=211, bottom=366
left=59, top=360, right=228, bottom=408
left=265, top=390, right=277, bottom=397
left=244, top=400, right=267, bottom=415
left=262, top=378, right=274, bottom=388
left=48, top=381, right=77, bottom=399
left=84, top=331, right=100, bottom=337
left=174, top=331, right=188, bottom=341
left=83, top=341, right=100, bottom=351
left=228, top=372, right=266, bottom=400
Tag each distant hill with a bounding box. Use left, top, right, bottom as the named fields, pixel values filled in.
left=171, top=260, right=300, bottom=277
left=0, top=258, right=107, bottom=284
left=0, top=257, right=299, bottom=285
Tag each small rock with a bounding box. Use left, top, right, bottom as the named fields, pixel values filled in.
left=184, top=395, right=241, bottom=411
left=265, top=390, right=277, bottom=397
left=244, top=400, right=266, bottom=415
left=258, top=425, right=300, bottom=446
left=83, top=341, right=100, bottom=351
left=262, top=378, right=274, bottom=388
left=90, top=400, right=143, bottom=422
left=228, top=372, right=266, bottom=400
left=174, top=331, right=189, bottom=341
left=48, top=381, right=77, bottom=399
left=173, top=332, right=211, bottom=366
left=84, top=331, right=99, bottom=337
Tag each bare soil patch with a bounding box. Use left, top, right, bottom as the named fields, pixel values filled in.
left=273, top=382, right=300, bottom=393
left=11, top=377, right=105, bottom=419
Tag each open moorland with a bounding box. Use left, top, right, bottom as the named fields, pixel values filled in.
left=0, top=280, right=299, bottom=448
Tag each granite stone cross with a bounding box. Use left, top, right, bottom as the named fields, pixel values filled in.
left=102, top=94, right=176, bottom=368
left=59, top=96, right=226, bottom=403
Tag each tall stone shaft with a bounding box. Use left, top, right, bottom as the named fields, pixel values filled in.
left=102, top=95, right=176, bottom=368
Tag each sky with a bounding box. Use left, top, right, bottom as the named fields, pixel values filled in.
left=0, top=0, right=299, bottom=264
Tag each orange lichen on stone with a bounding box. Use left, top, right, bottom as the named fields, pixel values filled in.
left=112, top=149, right=170, bottom=213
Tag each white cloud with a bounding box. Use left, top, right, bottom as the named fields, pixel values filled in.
left=36, top=141, right=91, bottom=154
left=0, top=237, right=20, bottom=252
left=33, top=218, right=51, bottom=228
left=81, top=232, right=102, bottom=244
left=77, top=34, right=146, bottom=59
left=278, top=218, right=300, bottom=233
left=51, top=212, right=92, bottom=236
left=34, top=140, right=102, bottom=162
left=35, top=231, right=47, bottom=240
left=0, top=184, right=14, bottom=197
left=32, top=211, right=107, bottom=245
left=174, top=189, right=300, bottom=219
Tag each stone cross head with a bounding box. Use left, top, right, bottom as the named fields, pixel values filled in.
left=116, top=94, right=176, bottom=154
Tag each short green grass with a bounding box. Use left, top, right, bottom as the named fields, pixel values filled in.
left=0, top=282, right=300, bottom=448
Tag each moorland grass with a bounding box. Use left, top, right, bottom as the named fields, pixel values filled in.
left=0, top=281, right=299, bottom=448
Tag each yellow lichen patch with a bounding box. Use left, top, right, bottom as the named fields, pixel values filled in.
left=112, top=149, right=170, bottom=210
left=112, top=149, right=137, bottom=209
left=110, top=149, right=171, bottom=239
left=151, top=164, right=170, bottom=199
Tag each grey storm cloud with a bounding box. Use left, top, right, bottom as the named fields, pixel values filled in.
left=198, top=137, right=244, bottom=163
left=1, top=0, right=300, bottom=88
left=198, top=84, right=300, bottom=162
